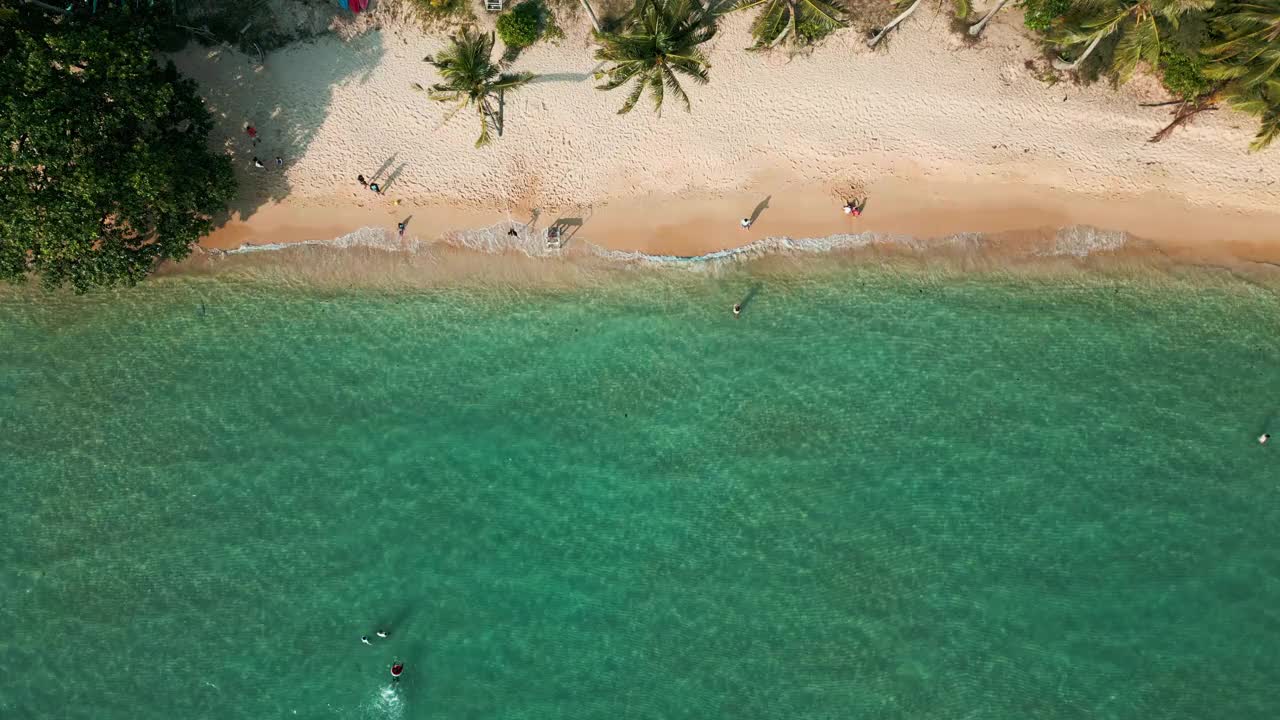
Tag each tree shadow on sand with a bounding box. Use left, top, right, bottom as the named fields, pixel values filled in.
left=171, top=31, right=387, bottom=226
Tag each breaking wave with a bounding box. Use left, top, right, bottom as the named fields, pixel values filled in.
left=204, top=222, right=1131, bottom=266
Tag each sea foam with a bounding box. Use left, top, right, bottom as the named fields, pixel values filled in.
left=205, top=223, right=1130, bottom=266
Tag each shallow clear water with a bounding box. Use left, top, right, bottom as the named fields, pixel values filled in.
left=3, top=265, right=1279, bottom=719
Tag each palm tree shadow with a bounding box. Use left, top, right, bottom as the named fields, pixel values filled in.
left=177, top=31, right=388, bottom=227
left=497, top=90, right=506, bottom=137
left=749, top=195, right=771, bottom=226
left=534, top=64, right=607, bottom=84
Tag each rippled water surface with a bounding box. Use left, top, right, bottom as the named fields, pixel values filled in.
left=3, top=265, right=1279, bottom=719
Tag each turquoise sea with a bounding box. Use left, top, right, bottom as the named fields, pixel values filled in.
left=3, top=255, right=1279, bottom=719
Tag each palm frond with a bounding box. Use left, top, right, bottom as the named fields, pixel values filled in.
left=1250, top=111, right=1280, bottom=151
left=592, top=0, right=716, bottom=115
left=1110, top=17, right=1160, bottom=84
left=419, top=28, right=536, bottom=147
left=616, top=75, right=648, bottom=114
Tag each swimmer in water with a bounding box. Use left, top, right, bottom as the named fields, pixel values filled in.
left=376, top=630, right=389, bottom=639
left=732, top=303, right=741, bottom=319
left=391, top=662, right=404, bottom=682
left=1260, top=433, right=1270, bottom=445
left=361, top=636, right=371, bottom=645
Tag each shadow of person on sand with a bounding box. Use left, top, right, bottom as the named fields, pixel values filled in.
left=171, top=30, right=388, bottom=227
left=749, top=196, right=771, bottom=226
left=381, top=163, right=409, bottom=193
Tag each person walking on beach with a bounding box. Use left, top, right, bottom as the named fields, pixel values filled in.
left=369, top=182, right=381, bottom=194
left=740, top=217, right=751, bottom=230
left=397, top=222, right=406, bottom=239
left=358, top=174, right=368, bottom=188
left=252, top=157, right=265, bottom=169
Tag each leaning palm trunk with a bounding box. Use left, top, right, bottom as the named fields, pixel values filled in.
left=768, top=22, right=793, bottom=48
left=866, top=0, right=925, bottom=48
left=968, top=0, right=1011, bottom=37
left=21, top=0, right=70, bottom=13
left=1052, top=29, right=1106, bottom=70
left=580, top=0, right=602, bottom=32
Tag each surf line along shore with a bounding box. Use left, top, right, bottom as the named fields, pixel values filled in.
left=199, top=177, right=1280, bottom=267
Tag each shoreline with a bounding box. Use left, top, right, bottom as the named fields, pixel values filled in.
left=200, top=175, right=1280, bottom=268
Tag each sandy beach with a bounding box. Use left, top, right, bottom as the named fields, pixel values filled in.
left=175, top=6, right=1280, bottom=266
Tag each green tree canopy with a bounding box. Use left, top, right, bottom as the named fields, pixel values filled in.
left=422, top=29, right=537, bottom=147
left=1205, top=0, right=1280, bottom=150
left=496, top=1, right=544, bottom=49
left=1050, top=0, right=1215, bottom=81
left=0, top=6, right=235, bottom=292
left=594, top=0, right=716, bottom=115
left=727, top=0, right=846, bottom=49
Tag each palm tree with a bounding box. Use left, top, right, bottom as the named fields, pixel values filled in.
left=867, top=0, right=968, bottom=48
left=727, top=0, right=846, bottom=49
left=594, top=0, right=716, bottom=115
left=1203, top=0, right=1280, bottom=150
left=421, top=29, right=537, bottom=148
left=968, top=0, right=1014, bottom=37
left=1050, top=0, right=1214, bottom=80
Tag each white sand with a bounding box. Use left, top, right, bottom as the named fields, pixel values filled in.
left=173, top=7, right=1280, bottom=254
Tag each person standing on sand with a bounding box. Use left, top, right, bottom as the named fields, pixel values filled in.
left=358, top=174, right=368, bottom=188
left=397, top=222, right=406, bottom=239
left=369, top=182, right=381, bottom=194
left=740, top=217, right=751, bottom=230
